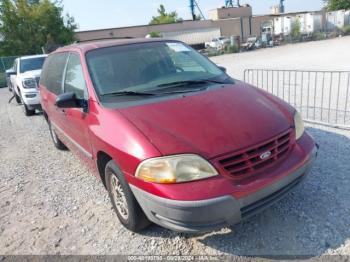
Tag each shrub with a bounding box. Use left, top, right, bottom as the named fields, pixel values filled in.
left=312, top=32, right=326, bottom=41
left=224, top=44, right=239, bottom=54
left=291, top=19, right=302, bottom=42
left=148, top=31, right=162, bottom=38
left=341, top=25, right=350, bottom=35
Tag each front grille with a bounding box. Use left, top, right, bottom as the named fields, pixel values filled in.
left=218, top=129, right=293, bottom=179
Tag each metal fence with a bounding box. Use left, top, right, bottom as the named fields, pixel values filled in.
left=244, top=69, right=350, bottom=129
left=0, top=56, right=17, bottom=88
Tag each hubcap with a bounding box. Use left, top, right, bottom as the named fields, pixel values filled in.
left=110, top=174, right=128, bottom=220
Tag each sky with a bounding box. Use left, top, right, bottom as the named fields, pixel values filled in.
left=62, top=0, right=325, bottom=31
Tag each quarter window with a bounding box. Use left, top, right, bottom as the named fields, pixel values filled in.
left=64, top=53, right=87, bottom=99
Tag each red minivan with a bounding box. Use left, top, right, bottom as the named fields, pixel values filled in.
left=40, top=39, right=318, bottom=233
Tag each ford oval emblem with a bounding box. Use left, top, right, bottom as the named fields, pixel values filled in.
left=260, top=151, right=272, bottom=160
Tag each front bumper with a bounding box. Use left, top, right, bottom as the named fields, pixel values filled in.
left=21, top=89, right=41, bottom=107
left=131, top=145, right=318, bottom=233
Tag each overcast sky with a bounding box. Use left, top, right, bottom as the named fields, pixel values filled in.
left=62, top=0, right=325, bottom=31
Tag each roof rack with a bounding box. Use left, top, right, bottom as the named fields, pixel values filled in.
left=74, top=36, right=135, bottom=43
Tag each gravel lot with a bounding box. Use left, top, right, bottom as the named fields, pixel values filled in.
left=0, top=37, right=350, bottom=257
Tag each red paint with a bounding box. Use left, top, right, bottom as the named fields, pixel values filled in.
left=40, top=40, right=316, bottom=202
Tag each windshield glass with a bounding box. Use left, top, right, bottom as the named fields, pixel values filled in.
left=20, top=57, right=46, bottom=73
left=86, top=41, right=227, bottom=96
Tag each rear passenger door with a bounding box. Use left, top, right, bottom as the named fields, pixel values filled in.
left=62, top=52, right=93, bottom=161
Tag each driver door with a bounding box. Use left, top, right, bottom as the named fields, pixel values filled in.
left=61, top=52, right=93, bottom=163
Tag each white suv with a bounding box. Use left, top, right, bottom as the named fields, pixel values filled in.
left=10, top=55, right=47, bottom=116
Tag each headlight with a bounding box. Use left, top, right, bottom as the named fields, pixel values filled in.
left=294, top=111, right=305, bottom=140
left=22, top=78, right=37, bottom=89
left=135, top=154, right=218, bottom=184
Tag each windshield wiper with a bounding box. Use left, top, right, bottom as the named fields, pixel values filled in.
left=156, top=79, right=225, bottom=88
left=101, top=91, right=156, bottom=97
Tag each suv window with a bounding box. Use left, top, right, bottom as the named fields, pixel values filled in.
left=64, top=53, right=87, bottom=99
left=20, top=57, right=46, bottom=73
left=41, top=53, right=68, bottom=95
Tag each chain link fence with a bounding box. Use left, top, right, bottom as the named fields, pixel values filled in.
left=244, top=69, right=350, bottom=129
left=0, top=56, right=17, bottom=88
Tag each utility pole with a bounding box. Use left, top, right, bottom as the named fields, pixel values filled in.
left=279, top=0, right=285, bottom=13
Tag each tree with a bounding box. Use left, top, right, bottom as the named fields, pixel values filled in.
left=0, top=0, right=77, bottom=56
left=291, top=19, right=301, bottom=41
left=324, top=0, right=350, bottom=11
left=148, top=31, right=162, bottom=38
left=149, top=4, right=182, bottom=25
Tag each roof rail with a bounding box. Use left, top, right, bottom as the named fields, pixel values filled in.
left=74, top=36, right=135, bottom=43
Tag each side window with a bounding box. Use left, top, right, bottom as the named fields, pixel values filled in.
left=64, top=53, right=87, bottom=99
left=42, top=53, right=68, bottom=95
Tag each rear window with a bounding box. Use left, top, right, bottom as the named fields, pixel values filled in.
left=40, top=53, right=68, bottom=95
left=20, top=57, right=46, bottom=73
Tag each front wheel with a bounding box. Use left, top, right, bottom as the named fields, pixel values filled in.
left=48, top=120, right=67, bottom=150
left=14, top=92, right=21, bottom=104
left=23, top=103, right=35, bottom=116
left=105, top=160, right=150, bottom=232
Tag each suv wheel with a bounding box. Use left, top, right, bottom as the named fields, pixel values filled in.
left=105, top=160, right=150, bottom=232
left=48, top=120, right=67, bottom=150
left=23, top=104, right=35, bottom=116
left=14, top=92, right=21, bottom=104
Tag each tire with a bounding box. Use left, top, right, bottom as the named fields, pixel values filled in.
left=23, top=103, right=35, bottom=116
left=105, top=160, right=151, bottom=232
left=14, top=92, right=21, bottom=104
left=48, top=120, right=67, bottom=150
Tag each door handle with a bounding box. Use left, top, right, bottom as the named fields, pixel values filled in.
left=60, top=109, right=67, bottom=116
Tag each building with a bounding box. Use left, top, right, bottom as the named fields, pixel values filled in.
left=75, top=15, right=271, bottom=48
left=75, top=6, right=330, bottom=47
left=208, top=5, right=252, bottom=20
left=326, top=10, right=350, bottom=31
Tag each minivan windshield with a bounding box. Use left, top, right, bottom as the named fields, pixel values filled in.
left=20, top=57, right=46, bottom=73
left=86, top=41, right=230, bottom=96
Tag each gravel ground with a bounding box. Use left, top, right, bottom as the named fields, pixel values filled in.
left=1, top=37, right=350, bottom=257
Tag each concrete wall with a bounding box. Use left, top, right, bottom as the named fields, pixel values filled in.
left=75, top=11, right=325, bottom=45
left=76, top=20, right=214, bottom=41
left=76, top=16, right=266, bottom=44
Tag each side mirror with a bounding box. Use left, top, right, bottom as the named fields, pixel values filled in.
left=55, top=92, right=85, bottom=109
left=6, top=69, right=16, bottom=76
left=218, top=66, right=227, bottom=73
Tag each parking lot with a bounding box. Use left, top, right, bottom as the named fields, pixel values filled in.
left=0, top=37, right=350, bottom=256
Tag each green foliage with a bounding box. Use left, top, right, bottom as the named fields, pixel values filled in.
left=149, top=4, right=183, bottom=25
left=324, top=0, right=350, bottom=11
left=312, top=32, right=327, bottom=41
left=207, top=44, right=239, bottom=57
left=224, top=44, right=238, bottom=54
left=0, top=0, right=77, bottom=56
left=291, top=19, right=301, bottom=41
left=148, top=31, right=162, bottom=38
left=341, top=25, right=350, bottom=35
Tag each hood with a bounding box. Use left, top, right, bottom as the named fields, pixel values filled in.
left=119, top=83, right=293, bottom=159
left=20, top=69, right=42, bottom=79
